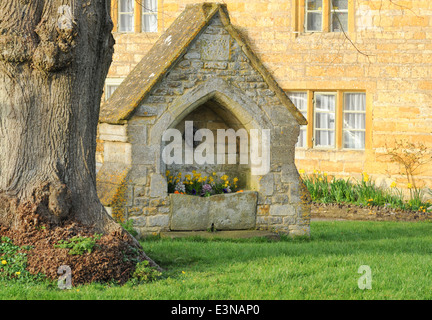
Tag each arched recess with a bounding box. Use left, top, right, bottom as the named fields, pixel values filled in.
left=152, top=78, right=274, bottom=192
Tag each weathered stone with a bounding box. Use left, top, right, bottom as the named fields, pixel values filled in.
left=149, top=173, right=168, bottom=198
left=170, top=191, right=257, bottom=231
left=270, top=204, right=296, bottom=216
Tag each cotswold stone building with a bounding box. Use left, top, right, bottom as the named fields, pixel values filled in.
left=100, top=0, right=432, bottom=187
left=97, top=3, right=310, bottom=236
left=97, top=0, right=432, bottom=233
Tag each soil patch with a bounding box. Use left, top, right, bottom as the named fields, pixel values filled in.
left=311, top=202, right=432, bottom=222
left=0, top=211, right=147, bottom=285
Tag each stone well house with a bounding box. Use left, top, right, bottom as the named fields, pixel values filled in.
left=99, top=0, right=432, bottom=194
left=97, top=3, right=311, bottom=236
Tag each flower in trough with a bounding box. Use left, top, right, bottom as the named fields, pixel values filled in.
left=202, top=184, right=212, bottom=195
left=223, top=186, right=232, bottom=193
left=175, top=181, right=186, bottom=194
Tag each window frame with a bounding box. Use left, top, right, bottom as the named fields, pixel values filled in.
left=104, top=78, right=125, bottom=101
left=342, top=92, right=366, bottom=150
left=313, top=91, right=337, bottom=149
left=305, top=0, right=324, bottom=32
left=288, top=92, right=309, bottom=148
left=288, top=89, right=367, bottom=151
left=141, top=0, right=158, bottom=33
left=296, top=0, right=353, bottom=34
left=118, top=0, right=135, bottom=33
left=330, top=0, right=349, bottom=32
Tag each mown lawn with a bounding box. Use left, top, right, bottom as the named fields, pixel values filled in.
left=1, top=220, right=432, bottom=300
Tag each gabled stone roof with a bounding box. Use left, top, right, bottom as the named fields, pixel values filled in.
left=99, top=2, right=307, bottom=126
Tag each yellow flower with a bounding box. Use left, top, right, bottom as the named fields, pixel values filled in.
left=213, top=172, right=217, bottom=176
left=407, top=183, right=413, bottom=189
left=299, top=169, right=305, bottom=174
left=233, top=177, right=239, bottom=183
left=1, top=260, right=6, bottom=265
left=390, top=181, right=397, bottom=188
left=165, top=170, right=170, bottom=176
left=182, top=271, right=186, bottom=274
left=15, top=272, right=20, bottom=276
left=192, top=170, right=196, bottom=174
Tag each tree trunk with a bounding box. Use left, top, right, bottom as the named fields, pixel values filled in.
left=0, top=0, right=118, bottom=233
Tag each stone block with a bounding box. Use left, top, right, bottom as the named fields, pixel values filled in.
left=170, top=191, right=257, bottom=231
left=149, top=173, right=168, bottom=198
left=270, top=204, right=296, bottom=217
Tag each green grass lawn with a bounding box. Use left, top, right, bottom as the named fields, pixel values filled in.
left=1, top=220, right=432, bottom=300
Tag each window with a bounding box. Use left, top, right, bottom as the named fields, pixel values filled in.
left=104, top=78, right=125, bottom=100
left=118, top=0, right=134, bottom=32
left=343, top=93, right=366, bottom=149
left=314, top=92, right=336, bottom=148
left=297, top=0, right=351, bottom=33
left=288, top=92, right=308, bottom=148
left=288, top=90, right=367, bottom=150
left=331, top=0, right=349, bottom=32
left=305, top=0, right=323, bottom=32
left=142, top=0, right=158, bottom=32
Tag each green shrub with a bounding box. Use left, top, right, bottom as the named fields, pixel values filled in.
left=130, top=260, right=162, bottom=284
left=54, top=234, right=102, bottom=255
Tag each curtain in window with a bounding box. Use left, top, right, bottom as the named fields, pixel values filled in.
left=288, top=92, right=308, bottom=147
left=315, top=94, right=335, bottom=147
left=306, top=0, right=323, bottom=31
left=119, top=0, right=134, bottom=32
left=343, top=93, right=366, bottom=149
left=143, top=0, right=158, bottom=32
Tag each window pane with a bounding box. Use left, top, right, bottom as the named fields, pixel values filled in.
left=315, top=94, right=335, bottom=112
left=344, top=131, right=365, bottom=149
left=344, top=93, right=366, bottom=111
left=106, top=85, right=119, bottom=100
left=120, top=0, right=133, bottom=12
left=143, top=0, right=158, bottom=13
left=332, top=0, right=348, bottom=10
left=119, top=14, right=134, bottom=32
left=332, top=12, right=348, bottom=32
left=297, top=129, right=307, bottom=148
left=143, top=14, right=158, bottom=32
left=307, top=0, right=323, bottom=10
left=288, top=92, right=307, bottom=112
left=316, top=113, right=335, bottom=129
left=288, top=92, right=308, bottom=148
left=307, top=12, right=322, bottom=31
left=344, top=113, right=365, bottom=130
left=315, top=130, right=335, bottom=147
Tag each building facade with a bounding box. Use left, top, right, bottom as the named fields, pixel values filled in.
left=99, top=0, right=432, bottom=193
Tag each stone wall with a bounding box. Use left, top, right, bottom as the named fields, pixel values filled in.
left=98, top=12, right=310, bottom=236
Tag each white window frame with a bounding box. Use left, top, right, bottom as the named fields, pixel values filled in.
left=305, top=0, right=323, bottom=32
left=330, top=0, right=349, bottom=32
left=288, top=92, right=308, bottom=148
left=342, top=92, right=366, bottom=150
left=313, top=92, right=337, bottom=149
left=118, top=0, right=134, bottom=33
left=104, top=78, right=125, bottom=101
left=142, top=0, right=158, bottom=33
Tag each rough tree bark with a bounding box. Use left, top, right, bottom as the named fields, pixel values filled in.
left=0, top=0, right=123, bottom=234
